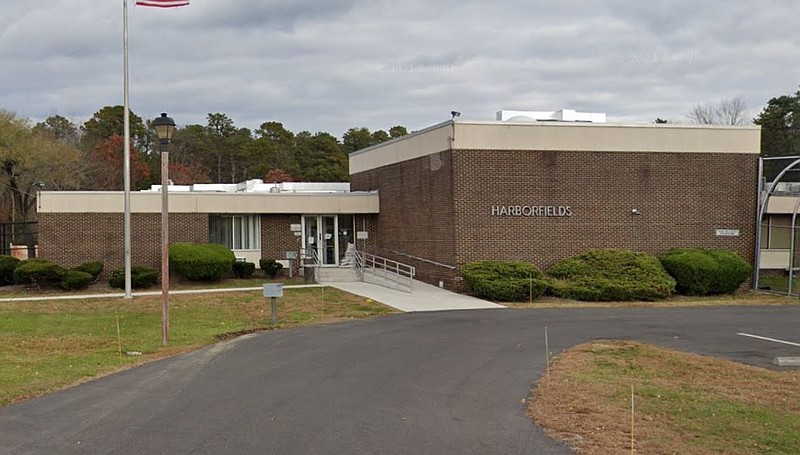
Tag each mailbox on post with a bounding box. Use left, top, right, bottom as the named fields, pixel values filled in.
left=263, top=283, right=283, bottom=325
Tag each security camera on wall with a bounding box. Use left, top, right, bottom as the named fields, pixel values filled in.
left=631, top=209, right=641, bottom=215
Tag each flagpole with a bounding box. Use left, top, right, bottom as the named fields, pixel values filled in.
left=123, top=0, right=133, bottom=298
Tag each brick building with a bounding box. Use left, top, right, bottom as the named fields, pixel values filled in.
left=37, top=112, right=762, bottom=290
left=349, top=114, right=761, bottom=289
left=37, top=182, right=379, bottom=276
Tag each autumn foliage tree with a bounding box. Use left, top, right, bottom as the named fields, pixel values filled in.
left=168, top=162, right=210, bottom=185
left=264, top=168, right=294, bottom=183
left=84, top=135, right=150, bottom=190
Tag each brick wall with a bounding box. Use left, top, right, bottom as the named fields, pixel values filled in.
left=38, top=213, right=208, bottom=275
left=261, top=214, right=302, bottom=275
left=351, top=150, right=459, bottom=287
left=352, top=148, right=758, bottom=290
left=452, top=150, right=758, bottom=271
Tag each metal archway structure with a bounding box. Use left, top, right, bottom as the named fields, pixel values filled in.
left=754, top=155, right=800, bottom=291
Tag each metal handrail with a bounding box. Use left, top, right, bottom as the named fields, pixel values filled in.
left=300, top=247, right=321, bottom=267
left=387, top=250, right=456, bottom=270
left=353, top=250, right=415, bottom=292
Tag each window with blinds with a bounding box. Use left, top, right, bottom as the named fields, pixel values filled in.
left=209, top=215, right=260, bottom=250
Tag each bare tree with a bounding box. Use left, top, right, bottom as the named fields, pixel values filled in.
left=688, top=97, right=750, bottom=125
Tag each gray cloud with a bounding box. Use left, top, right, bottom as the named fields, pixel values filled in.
left=1, top=0, right=799, bottom=137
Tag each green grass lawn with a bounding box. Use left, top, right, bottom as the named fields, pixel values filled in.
left=0, top=286, right=395, bottom=406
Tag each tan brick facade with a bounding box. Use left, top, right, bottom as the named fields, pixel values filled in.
left=350, top=150, right=460, bottom=287
left=38, top=213, right=208, bottom=276
left=260, top=214, right=302, bottom=275
left=352, top=148, right=758, bottom=290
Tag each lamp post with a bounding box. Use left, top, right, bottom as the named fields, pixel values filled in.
left=153, top=113, right=175, bottom=346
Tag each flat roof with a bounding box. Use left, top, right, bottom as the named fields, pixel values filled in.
left=349, top=120, right=761, bottom=174
left=38, top=191, right=380, bottom=214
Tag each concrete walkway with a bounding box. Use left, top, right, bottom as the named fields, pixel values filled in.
left=325, top=279, right=505, bottom=312
left=0, top=281, right=501, bottom=312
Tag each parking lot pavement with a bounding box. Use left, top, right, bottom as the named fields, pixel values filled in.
left=1, top=305, right=798, bottom=454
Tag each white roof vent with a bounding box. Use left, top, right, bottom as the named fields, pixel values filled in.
left=496, top=109, right=606, bottom=123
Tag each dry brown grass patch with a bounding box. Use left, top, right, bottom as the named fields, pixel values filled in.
left=529, top=340, right=800, bottom=454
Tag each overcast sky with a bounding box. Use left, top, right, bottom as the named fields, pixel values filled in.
left=1, top=1, right=798, bottom=137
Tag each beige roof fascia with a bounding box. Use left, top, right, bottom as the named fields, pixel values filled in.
left=349, top=120, right=761, bottom=174
left=37, top=191, right=380, bottom=214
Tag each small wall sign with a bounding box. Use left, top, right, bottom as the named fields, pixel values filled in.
left=715, top=229, right=740, bottom=237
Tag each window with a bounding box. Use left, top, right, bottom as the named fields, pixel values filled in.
left=209, top=215, right=260, bottom=250
left=764, top=215, right=792, bottom=250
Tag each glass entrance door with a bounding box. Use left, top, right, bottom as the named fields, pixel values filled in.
left=320, top=216, right=336, bottom=265
left=303, top=215, right=338, bottom=265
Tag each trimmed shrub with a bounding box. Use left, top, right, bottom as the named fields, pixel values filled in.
left=260, top=259, right=284, bottom=279
left=170, top=243, right=235, bottom=282
left=461, top=260, right=549, bottom=301
left=660, top=248, right=752, bottom=295
left=659, top=249, right=716, bottom=295
left=72, top=261, right=104, bottom=281
left=0, top=255, right=21, bottom=286
left=232, top=261, right=256, bottom=278
left=109, top=266, right=158, bottom=289
left=13, top=259, right=67, bottom=288
left=60, top=270, right=94, bottom=291
left=548, top=249, right=675, bottom=301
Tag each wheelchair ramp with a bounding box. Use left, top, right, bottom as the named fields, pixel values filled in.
left=327, top=279, right=504, bottom=312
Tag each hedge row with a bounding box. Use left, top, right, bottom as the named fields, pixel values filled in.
left=461, top=248, right=751, bottom=302
left=5, top=258, right=104, bottom=291
left=548, top=249, right=676, bottom=301
left=461, top=260, right=549, bottom=302
left=0, top=242, right=292, bottom=293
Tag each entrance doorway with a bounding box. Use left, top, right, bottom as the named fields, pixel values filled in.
left=302, top=215, right=355, bottom=266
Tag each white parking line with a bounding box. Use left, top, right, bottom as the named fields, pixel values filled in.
left=737, top=333, right=800, bottom=347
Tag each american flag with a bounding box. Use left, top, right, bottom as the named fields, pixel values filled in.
left=135, top=0, right=189, bottom=7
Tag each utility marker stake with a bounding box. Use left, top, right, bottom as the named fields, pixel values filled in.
left=116, top=314, right=122, bottom=362
left=631, top=383, right=635, bottom=455
left=544, top=326, right=550, bottom=384
left=529, top=273, right=533, bottom=305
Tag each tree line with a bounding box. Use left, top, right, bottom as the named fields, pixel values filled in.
left=1, top=86, right=800, bottom=223
left=0, top=106, right=408, bottom=223
left=684, top=90, right=800, bottom=181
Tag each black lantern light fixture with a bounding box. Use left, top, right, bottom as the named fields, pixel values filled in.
left=153, top=112, right=176, bottom=152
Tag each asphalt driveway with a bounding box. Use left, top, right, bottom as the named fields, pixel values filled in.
left=1, top=305, right=798, bottom=454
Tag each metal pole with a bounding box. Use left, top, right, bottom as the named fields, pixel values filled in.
left=161, top=147, right=169, bottom=346
left=753, top=157, right=763, bottom=290
left=788, top=196, right=800, bottom=295
left=122, top=0, right=133, bottom=298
